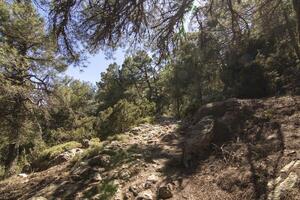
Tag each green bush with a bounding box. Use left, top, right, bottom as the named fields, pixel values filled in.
left=83, top=180, right=118, bottom=200
left=96, top=99, right=155, bottom=138
left=36, top=141, right=82, bottom=162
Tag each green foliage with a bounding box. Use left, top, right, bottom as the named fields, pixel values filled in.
left=96, top=98, right=155, bottom=138
left=36, top=141, right=82, bottom=162
left=0, top=0, right=68, bottom=175
left=83, top=180, right=118, bottom=200
left=43, top=77, right=97, bottom=145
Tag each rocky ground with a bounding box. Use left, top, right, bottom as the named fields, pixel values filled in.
left=0, top=96, right=299, bottom=200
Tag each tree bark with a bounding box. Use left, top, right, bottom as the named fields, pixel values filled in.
left=293, top=0, right=300, bottom=44
left=4, top=96, right=24, bottom=177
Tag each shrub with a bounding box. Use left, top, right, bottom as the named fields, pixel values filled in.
left=96, top=99, right=155, bottom=138
left=33, top=141, right=82, bottom=168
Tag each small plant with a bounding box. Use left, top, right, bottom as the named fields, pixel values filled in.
left=84, top=181, right=118, bottom=200
left=33, top=141, right=82, bottom=170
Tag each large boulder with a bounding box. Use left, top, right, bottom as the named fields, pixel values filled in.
left=182, top=99, right=252, bottom=168
left=182, top=116, right=216, bottom=168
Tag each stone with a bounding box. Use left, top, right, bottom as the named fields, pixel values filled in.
left=182, top=116, right=216, bottom=168
left=129, top=185, right=141, bottom=196
left=28, top=197, right=47, bottom=200
left=51, top=148, right=83, bottom=166
left=268, top=172, right=299, bottom=200
left=18, top=173, right=28, bottom=178
left=130, top=127, right=142, bottom=135
left=92, top=173, right=102, bottom=182
left=22, top=164, right=32, bottom=173
left=135, top=190, right=153, bottom=200
left=280, top=160, right=300, bottom=175
left=268, top=160, right=300, bottom=200
left=68, top=148, right=84, bottom=157
left=82, top=139, right=91, bottom=148
left=51, top=153, right=70, bottom=166
left=88, top=155, right=111, bottom=167
left=157, top=184, right=173, bottom=199
left=146, top=174, right=159, bottom=183
left=119, top=169, right=131, bottom=180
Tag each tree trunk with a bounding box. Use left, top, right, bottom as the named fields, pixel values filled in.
left=4, top=96, right=23, bottom=177
left=4, top=142, right=20, bottom=177
left=293, top=0, right=300, bottom=45
left=283, top=9, right=300, bottom=60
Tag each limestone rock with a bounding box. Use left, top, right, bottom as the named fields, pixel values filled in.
left=146, top=174, right=159, bottom=184
left=135, top=190, right=153, bottom=200
left=18, top=173, right=28, bottom=178
left=268, top=160, right=300, bottom=200
left=28, top=197, right=47, bottom=200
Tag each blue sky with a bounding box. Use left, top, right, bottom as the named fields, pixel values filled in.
left=64, top=49, right=126, bottom=85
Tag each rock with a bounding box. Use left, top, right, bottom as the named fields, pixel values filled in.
left=280, top=160, right=300, bottom=175
left=28, top=197, right=47, bottom=200
left=182, top=116, right=216, bottom=168
left=88, top=155, right=111, bottom=167
left=147, top=174, right=159, bottom=184
left=82, top=139, right=91, bottom=148
left=130, top=127, right=142, bottom=135
left=144, top=174, right=160, bottom=188
left=157, top=184, right=173, bottom=199
left=51, top=148, right=83, bottom=166
left=52, top=153, right=70, bottom=165
left=135, top=190, right=153, bottom=200
left=268, top=160, right=300, bottom=200
left=268, top=172, right=299, bottom=200
left=124, top=191, right=135, bottom=200
left=92, top=173, right=102, bottom=182
left=119, top=169, right=131, bottom=180
left=68, top=148, right=84, bottom=157
left=22, top=164, right=32, bottom=173
left=18, top=173, right=28, bottom=178
left=129, top=185, right=141, bottom=196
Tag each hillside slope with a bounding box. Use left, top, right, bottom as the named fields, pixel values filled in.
left=0, top=96, right=299, bottom=200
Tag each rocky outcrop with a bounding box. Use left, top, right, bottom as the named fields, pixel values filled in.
left=51, top=148, right=83, bottom=167
left=268, top=160, right=300, bottom=200
left=182, top=99, right=251, bottom=168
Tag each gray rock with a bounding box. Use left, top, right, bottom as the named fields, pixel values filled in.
left=51, top=153, right=70, bottom=165
left=82, top=139, right=91, bottom=148
left=68, top=148, right=84, bottom=157
left=129, top=185, right=141, bottom=196
left=28, top=197, right=47, bottom=200
left=92, top=172, right=102, bottom=182
left=135, top=190, right=153, bottom=200
left=268, top=160, right=300, bottom=200
left=88, top=155, right=111, bottom=167
left=51, top=148, right=83, bottom=166
left=157, top=184, right=173, bottom=199
left=22, top=164, right=32, bottom=173
left=18, top=173, right=28, bottom=178
left=182, top=116, right=216, bottom=168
